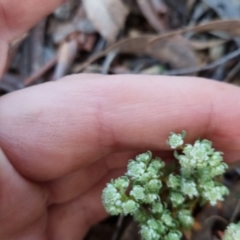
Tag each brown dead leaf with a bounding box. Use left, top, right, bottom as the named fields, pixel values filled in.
left=150, top=19, right=240, bottom=42
left=75, top=19, right=240, bottom=72
left=147, top=35, right=199, bottom=69
left=82, top=0, right=129, bottom=43
left=74, top=34, right=198, bottom=72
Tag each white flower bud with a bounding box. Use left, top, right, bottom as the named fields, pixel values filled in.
left=167, top=174, right=180, bottom=189
left=102, top=184, right=120, bottom=203
left=183, top=144, right=193, bottom=156
left=147, top=159, right=165, bottom=175
left=130, top=185, right=145, bottom=201
left=178, top=210, right=194, bottom=228
left=200, top=180, right=215, bottom=190
left=179, top=140, right=219, bottom=169
left=223, top=222, right=240, bottom=240
left=178, top=155, right=192, bottom=169
left=122, top=200, right=139, bottom=215
left=170, top=192, right=185, bottom=206
left=200, top=139, right=214, bottom=154
left=168, top=133, right=184, bottom=149
left=146, top=179, right=162, bottom=193
left=151, top=202, right=164, bottom=214
left=136, top=151, right=152, bottom=163
left=102, top=183, right=123, bottom=215
left=202, top=185, right=229, bottom=206
left=114, top=176, right=130, bottom=192
left=140, top=224, right=160, bottom=240
left=189, top=141, right=209, bottom=166
left=107, top=205, right=122, bottom=215
left=139, top=173, right=151, bottom=183
left=210, top=163, right=228, bottom=177
left=197, top=168, right=211, bottom=182
left=147, top=218, right=167, bottom=235
left=161, top=211, right=175, bottom=227
left=165, top=230, right=182, bottom=240
left=147, top=219, right=160, bottom=230
left=181, top=179, right=198, bottom=199
left=144, top=193, right=159, bottom=203
left=127, top=160, right=146, bottom=180
left=209, top=151, right=223, bottom=166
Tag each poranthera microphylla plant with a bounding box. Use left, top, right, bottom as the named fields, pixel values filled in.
left=102, top=131, right=230, bottom=240
left=223, top=222, right=240, bottom=240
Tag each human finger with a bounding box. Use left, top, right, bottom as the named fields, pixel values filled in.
left=47, top=168, right=124, bottom=240
left=46, top=151, right=138, bottom=204
left=0, top=0, right=64, bottom=42
left=0, top=148, right=48, bottom=239
left=0, top=74, right=239, bottom=181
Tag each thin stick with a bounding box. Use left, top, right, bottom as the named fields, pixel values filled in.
left=111, top=215, right=124, bottom=240
left=52, top=39, right=78, bottom=80
left=24, top=56, right=57, bottom=86
left=136, top=0, right=166, bottom=32
left=164, top=48, right=240, bottom=75
left=230, top=199, right=240, bottom=222
left=30, top=19, right=46, bottom=72
left=101, top=51, right=118, bottom=74
left=224, top=61, right=240, bottom=82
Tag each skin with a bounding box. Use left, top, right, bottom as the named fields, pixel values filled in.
left=1, top=1, right=240, bottom=239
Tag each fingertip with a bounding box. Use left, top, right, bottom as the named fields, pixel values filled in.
left=0, top=0, right=64, bottom=41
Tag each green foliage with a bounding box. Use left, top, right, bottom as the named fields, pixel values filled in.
left=102, top=131, right=229, bottom=240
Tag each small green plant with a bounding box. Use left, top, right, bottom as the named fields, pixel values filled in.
left=102, top=131, right=229, bottom=240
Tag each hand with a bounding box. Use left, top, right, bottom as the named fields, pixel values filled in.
left=1, top=1, right=240, bottom=240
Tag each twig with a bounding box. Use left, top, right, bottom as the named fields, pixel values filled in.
left=24, top=56, right=57, bottom=86
left=164, top=48, right=240, bottom=75
left=224, top=61, right=240, bottom=82
left=52, top=39, right=78, bottom=80
left=20, top=37, right=31, bottom=77
left=136, top=0, right=166, bottom=32
left=101, top=51, right=118, bottom=74
left=150, top=0, right=168, bottom=14
left=111, top=215, right=124, bottom=240
left=230, top=199, right=240, bottom=222
left=5, top=34, right=28, bottom=72
left=150, top=19, right=240, bottom=43
left=30, top=19, right=46, bottom=72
